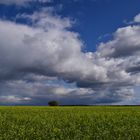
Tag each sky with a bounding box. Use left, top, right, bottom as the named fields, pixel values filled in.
left=0, top=0, right=140, bottom=105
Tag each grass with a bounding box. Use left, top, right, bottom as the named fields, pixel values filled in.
left=0, top=106, right=140, bottom=140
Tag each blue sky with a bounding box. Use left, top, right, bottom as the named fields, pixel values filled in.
left=0, top=0, right=140, bottom=105
left=1, top=0, right=140, bottom=51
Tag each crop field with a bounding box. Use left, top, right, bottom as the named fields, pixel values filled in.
left=0, top=106, right=140, bottom=140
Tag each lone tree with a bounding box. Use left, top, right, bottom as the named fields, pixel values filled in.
left=48, top=100, right=59, bottom=106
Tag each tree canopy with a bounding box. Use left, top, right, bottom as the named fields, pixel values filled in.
left=48, top=100, right=59, bottom=106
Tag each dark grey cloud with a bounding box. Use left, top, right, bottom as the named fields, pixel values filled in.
left=0, top=80, right=133, bottom=105
left=126, top=66, right=140, bottom=74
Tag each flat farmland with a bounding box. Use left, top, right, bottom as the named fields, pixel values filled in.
left=0, top=106, right=140, bottom=140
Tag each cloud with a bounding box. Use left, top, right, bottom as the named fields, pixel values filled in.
left=97, top=26, right=140, bottom=58
left=0, top=80, right=133, bottom=105
left=0, top=10, right=108, bottom=85
left=0, top=0, right=52, bottom=6
left=134, top=13, right=140, bottom=23
left=0, top=96, right=31, bottom=104
left=16, top=8, right=73, bottom=30
left=0, top=10, right=140, bottom=105
left=124, top=13, right=140, bottom=25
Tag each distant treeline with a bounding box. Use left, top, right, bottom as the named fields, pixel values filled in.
left=60, top=105, right=140, bottom=106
